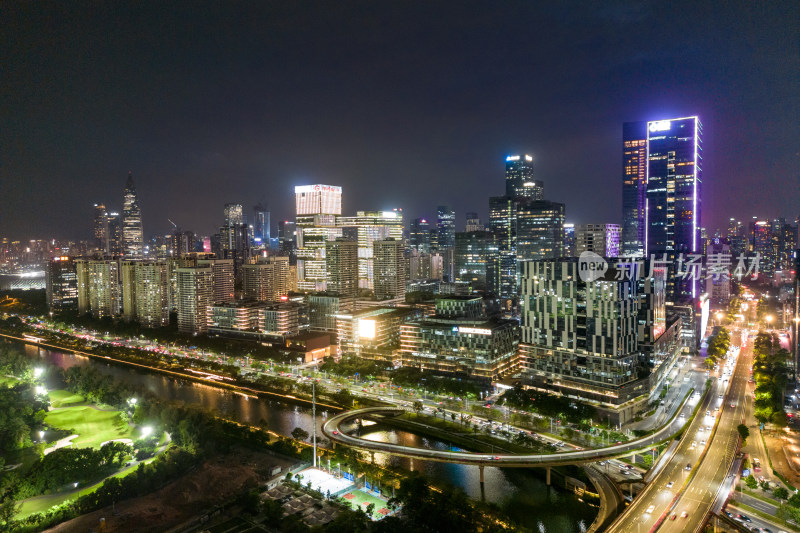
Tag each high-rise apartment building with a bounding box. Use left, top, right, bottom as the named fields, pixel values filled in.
left=46, top=256, right=79, bottom=311
left=575, top=224, right=621, bottom=257
left=121, top=261, right=169, bottom=327
left=76, top=259, right=121, bottom=318
left=278, top=220, right=297, bottom=259
left=505, top=154, right=543, bottom=200
left=122, top=172, right=144, bottom=259
left=176, top=266, right=214, bottom=334
left=373, top=238, right=406, bottom=300
left=106, top=212, right=122, bottom=256
left=242, top=256, right=291, bottom=302
left=295, top=185, right=343, bottom=291
left=621, top=121, right=648, bottom=256
left=325, top=238, right=358, bottom=297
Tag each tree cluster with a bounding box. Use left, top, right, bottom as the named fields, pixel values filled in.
left=496, top=384, right=597, bottom=424
left=751, top=332, right=791, bottom=427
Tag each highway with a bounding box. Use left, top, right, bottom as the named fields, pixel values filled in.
left=606, top=328, right=748, bottom=532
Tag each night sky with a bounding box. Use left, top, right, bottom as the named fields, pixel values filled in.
left=2, top=1, right=798, bottom=241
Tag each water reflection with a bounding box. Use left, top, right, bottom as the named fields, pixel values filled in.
left=17, top=342, right=595, bottom=531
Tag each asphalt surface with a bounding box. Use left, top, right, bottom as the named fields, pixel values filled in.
left=607, top=329, right=748, bottom=533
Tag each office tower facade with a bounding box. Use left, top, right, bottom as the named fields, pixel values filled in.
left=505, top=154, right=542, bottom=199
left=76, top=259, right=121, bottom=318
left=106, top=212, right=122, bottom=255
left=409, top=218, right=432, bottom=253
left=519, top=259, right=682, bottom=421
left=278, top=220, right=297, bottom=259
left=325, top=238, right=358, bottom=297
left=373, top=238, right=406, bottom=300
left=224, top=203, right=244, bottom=225
left=706, top=241, right=731, bottom=304
left=122, top=172, right=144, bottom=259
left=295, top=185, right=343, bottom=291
left=576, top=224, right=621, bottom=257
left=563, top=223, right=576, bottom=257
left=436, top=205, right=456, bottom=250
left=454, top=231, right=497, bottom=291
left=515, top=200, right=565, bottom=261
left=198, top=257, right=235, bottom=304
left=337, top=210, right=404, bottom=289
left=46, top=256, right=79, bottom=311
left=645, top=116, right=703, bottom=298
left=176, top=266, right=214, bottom=334
left=253, top=204, right=270, bottom=247
left=93, top=204, right=108, bottom=253
left=465, top=212, right=483, bottom=232
left=242, top=256, right=291, bottom=302
left=621, top=121, right=648, bottom=256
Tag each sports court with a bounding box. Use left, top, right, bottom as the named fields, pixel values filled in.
left=341, top=489, right=392, bottom=520
left=296, top=467, right=353, bottom=496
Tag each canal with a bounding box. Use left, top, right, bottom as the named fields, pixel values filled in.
left=17, top=341, right=596, bottom=532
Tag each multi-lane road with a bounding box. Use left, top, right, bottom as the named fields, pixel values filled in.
left=607, top=328, right=748, bottom=532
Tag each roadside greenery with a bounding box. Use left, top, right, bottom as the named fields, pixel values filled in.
left=751, top=332, right=790, bottom=427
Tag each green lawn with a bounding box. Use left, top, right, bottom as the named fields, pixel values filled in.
left=342, top=489, right=391, bottom=520
left=45, top=405, right=134, bottom=449
left=47, top=389, right=85, bottom=408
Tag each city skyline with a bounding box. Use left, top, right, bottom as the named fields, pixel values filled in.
left=2, top=2, right=798, bottom=240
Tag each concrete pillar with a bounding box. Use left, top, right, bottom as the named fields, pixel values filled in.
left=479, top=465, right=485, bottom=484
left=370, top=452, right=375, bottom=464
left=410, top=458, right=414, bottom=471
left=546, top=466, right=551, bottom=486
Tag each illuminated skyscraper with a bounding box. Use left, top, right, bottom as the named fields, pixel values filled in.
left=515, top=200, right=565, bottom=262
left=373, top=238, right=406, bottom=300
left=295, top=185, right=343, bottom=291
left=436, top=205, right=456, bottom=250
left=93, top=204, right=108, bottom=253
left=505, top=154, right=542, bottom=200
left=645, top=116, right=702, bottom=298
left=409, top=218, right=432, bottom=253
left=253, top=203, right=270, bottom=247
left=621, top=122, right=648, bottom=256
left=122, top=172, right=144, bottom=259
left=46, top=256, right=79, bottom=311
left=576, top=224, right=621, bottom=257
left=337, top=211, right=404, bottom=289
left=465, top=212, right=483, bottom=232
left=325, top=238, right=358, bottom=298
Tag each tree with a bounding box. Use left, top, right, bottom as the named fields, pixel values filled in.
left=412, top=401, right=423, bottom=416
left=760, top=480, right=771, bottom=491
left=745, top=474, right=758, bottom=490
left=788, top=492, right=800, bottom=508
left=773, top=487, right=789, bottom=500
left=737, top=423, right=750, bottom=444
left=291, top=427, right=310, bottom=442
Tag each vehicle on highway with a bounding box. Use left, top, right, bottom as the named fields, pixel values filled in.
left=666, top=481, right=674, bottom=488
left=685, top=463, right=692, bottom=471
left=736, top=513, right=751, bottom=523
left=669, top=513, right=677, bottom=520
left=680, top=511, right=688, bottom=518
left=645, top=505, right=655, bottom=514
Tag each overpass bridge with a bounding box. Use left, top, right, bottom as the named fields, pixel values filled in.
left=322, top=392, right=695, bottom=481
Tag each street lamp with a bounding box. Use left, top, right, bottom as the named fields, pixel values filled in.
left=33, top=367, right=44, bottom=379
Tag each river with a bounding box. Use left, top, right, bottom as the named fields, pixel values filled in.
left=16, top=341, right=596, bottom=532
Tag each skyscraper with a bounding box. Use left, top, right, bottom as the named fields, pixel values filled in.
left=465, top=212, right=483, bottom=232
left=505, top=155, right=542, bottom=200
left=575, top=224, right=621, bottom=257
left=176, top=266, right=214, bottom=334
left=337, top=210, right=404, bottom=289
left=325, top=238, right=358, bottom=297
left=622, top=121, right=647, bottom=256
left=373, top=238, right=406, bottom=300
left=295, top=185, right=343, bottom=291
left=93, top=204, right=108, bottom=253
left=253, top=203, right=270, bottom=247
left=242, top=257, right=291, bottom=302
left=46, top=256, right=79, bottom=311
left=409, top=218, right=432, bottom=253
left=515, top=199, right=565, bottom=262
left=436, top=205, right=456, bottom=250
left=455, top=231, right=497, bottom=291
left=645, top=116, right=703, bottom=298
left=122, top=172, right=144, bottom=259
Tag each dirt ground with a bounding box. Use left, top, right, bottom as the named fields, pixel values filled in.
left=45, top=448, right=297, bottom=533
